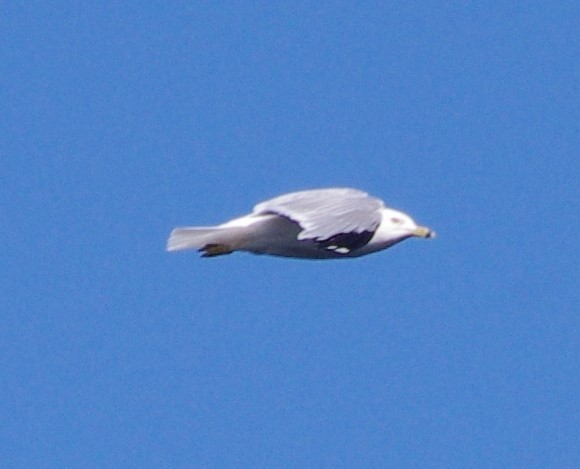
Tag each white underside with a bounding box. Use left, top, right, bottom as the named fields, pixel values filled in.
left=167, top=209, right=415, bottom=259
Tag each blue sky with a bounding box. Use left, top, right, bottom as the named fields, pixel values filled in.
left=2, top=2, right=578, bottom=467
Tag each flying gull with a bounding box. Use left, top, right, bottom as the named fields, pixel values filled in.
left=167, top=188, right=435, bottom=259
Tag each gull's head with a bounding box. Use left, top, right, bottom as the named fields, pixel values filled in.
left=381, top=208, right=436, bottom=240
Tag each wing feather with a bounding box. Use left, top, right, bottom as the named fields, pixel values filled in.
left=253, top=188, right=384, bottom=241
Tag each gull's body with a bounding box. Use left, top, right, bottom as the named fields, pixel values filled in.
left=167, top=188, right=435, bottom=259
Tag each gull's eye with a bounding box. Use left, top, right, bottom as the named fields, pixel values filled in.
left=390, top=217, right=403, bottom=224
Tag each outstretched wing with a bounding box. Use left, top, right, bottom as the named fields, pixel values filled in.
left=253, top=188, right=384, bottom=248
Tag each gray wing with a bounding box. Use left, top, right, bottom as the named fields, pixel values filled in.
left=253, top=188, right=385, bottom=242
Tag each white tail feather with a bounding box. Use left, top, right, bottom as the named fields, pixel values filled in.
left=166, top=227, right=222, bottom=252
left=166, top=226, right=253, bottom=252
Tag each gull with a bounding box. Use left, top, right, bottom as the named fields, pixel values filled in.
left=167, top=188, right=435, bottom=259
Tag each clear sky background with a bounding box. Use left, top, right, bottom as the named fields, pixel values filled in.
left=2, top=2, right=578, bottom=467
